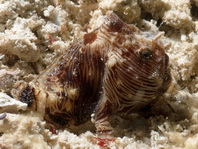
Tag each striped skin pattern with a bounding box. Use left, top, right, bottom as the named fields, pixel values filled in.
left=12, top=13, right=171, bottom=137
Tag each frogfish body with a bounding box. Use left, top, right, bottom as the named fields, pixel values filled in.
left=12, top=12, right=171, bottom=136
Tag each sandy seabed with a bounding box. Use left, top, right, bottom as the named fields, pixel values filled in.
left=0, top=0, right=198, bottom=148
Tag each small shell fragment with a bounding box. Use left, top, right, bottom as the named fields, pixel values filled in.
left=0, top=113, right=6, bottom=120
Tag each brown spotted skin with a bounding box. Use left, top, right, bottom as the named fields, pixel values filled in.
left=12, top=13, right=171, bottom=135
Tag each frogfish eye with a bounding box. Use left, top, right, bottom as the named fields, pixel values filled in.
left=140, top=49, right=152, bottom=60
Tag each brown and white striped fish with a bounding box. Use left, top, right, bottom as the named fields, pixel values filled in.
left=12, top=12, right=171, bottom=141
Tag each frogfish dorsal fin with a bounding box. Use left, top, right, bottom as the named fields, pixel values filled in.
left=105, top=12, right=124, bottom=32
left=104, top=12, right=140, bottom=34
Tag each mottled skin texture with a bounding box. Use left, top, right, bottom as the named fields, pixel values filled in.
left=12, top=13, right=171, bottom=137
